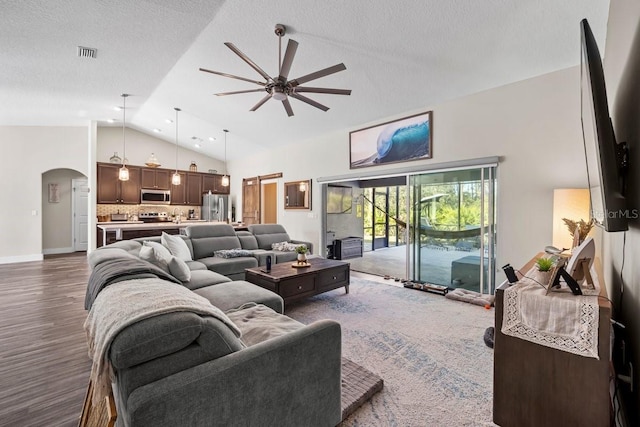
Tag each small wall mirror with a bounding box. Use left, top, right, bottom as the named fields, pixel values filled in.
left=284, top=180, right=311, bottom=210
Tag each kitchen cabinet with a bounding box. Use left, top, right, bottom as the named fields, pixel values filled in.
left=170, top=172, right=187, bottom=205
left=141, top=168, right=170, bottom=190
left=97, top=163, right=141, bottom=204
left=186, top=173, right=202, bottom=205
left=202, top=173, right=230, bottom=195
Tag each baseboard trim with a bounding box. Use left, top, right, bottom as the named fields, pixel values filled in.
left=0, top=254, right=44, bottom=265
left=43, top=247, right=74, bottom=255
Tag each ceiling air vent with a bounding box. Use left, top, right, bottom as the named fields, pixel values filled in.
left=77, top=46, right=97, bottom=59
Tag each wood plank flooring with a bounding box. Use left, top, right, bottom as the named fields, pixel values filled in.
left=0, top=253, right=92, bottom=427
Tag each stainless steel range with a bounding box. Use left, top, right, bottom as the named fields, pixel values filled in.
left=138, top=212, right=170, bottom=223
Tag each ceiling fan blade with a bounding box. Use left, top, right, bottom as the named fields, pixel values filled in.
left=214, top=89, right=266, bottom=96
left=282, top=98, right=294, bottom=117
left=199, top=68, right=265, bottom=86
left=250, top=94, right=272, bottom=112
left=278, top=39, right=299, bottom=81
left=224, top=42, right=273, bottom=82
left=290, top=63, right=347, bottom=87
left=289, top=93, right=329, bottom=112
left=294, top=87, right=351, bottom=95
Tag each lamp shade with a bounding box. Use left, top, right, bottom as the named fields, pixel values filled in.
left=552, top=189, right=590, bottom=250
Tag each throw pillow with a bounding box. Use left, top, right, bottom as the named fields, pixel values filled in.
left=271, top=241, right=306, bottom=252
left=139, top=242, right=171, bottom=273
left=168, top=256, right=191, bottom=282
left=161, top=232, right=192, bottom=261
left=215, top=249, right=253, bottom=259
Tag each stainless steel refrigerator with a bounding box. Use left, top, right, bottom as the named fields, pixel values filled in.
left=202, top=192, right=229, bottom=222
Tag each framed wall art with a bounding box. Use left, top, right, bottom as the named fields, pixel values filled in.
left=349, top=110, right=432, bottom=169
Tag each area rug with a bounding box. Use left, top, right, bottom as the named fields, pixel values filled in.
left=286, top=276, right=496, bottom=426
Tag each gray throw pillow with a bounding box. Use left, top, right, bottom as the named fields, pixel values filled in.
left=139, top=243, right=171, bottom=273
left=168, top=257, right=191, bottom=282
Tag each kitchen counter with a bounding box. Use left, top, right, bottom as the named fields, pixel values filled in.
left=96, top=220, right=220, bottom=246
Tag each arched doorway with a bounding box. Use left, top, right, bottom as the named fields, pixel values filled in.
left=42, top=168, right=88, bottom=255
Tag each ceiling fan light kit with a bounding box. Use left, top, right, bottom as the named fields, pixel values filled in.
left=200, top=24, right=351, bottom=117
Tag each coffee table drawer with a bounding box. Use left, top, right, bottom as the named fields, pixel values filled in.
left=280, top=276, right=315, bottom=298
left=318, top=266, right=348, bottom=289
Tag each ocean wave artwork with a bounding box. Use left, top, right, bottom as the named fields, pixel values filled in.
left=350, top=111, right=432, bottom=169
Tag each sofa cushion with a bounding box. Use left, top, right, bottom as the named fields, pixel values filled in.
left=161, top=232, right=193, bottom=261
left=215, top=249, right=253, bottom=259
left=88, top=247, right=140, bottom=268
left=194, top=281, right=284, bottom=313
left=226, top=303, right=304, bottom=347
left=198, top=256, right=258, bottom=277
left=273, top=251, right=299, bottom=263
left=236, top=231, right=259, bottom=250
left=168, top=257, right=191, bottom=281
left=248, top=224, right=291, bottom=250
left=185, top=260, right=208, bottom=271
left=181, top=270, right=231, bottom=291
left=186, top=224, right=244, bottom=259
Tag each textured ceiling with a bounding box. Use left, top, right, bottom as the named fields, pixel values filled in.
left=1, top=0, right=610, bottom=161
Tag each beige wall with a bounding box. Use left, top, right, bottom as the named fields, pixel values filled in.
left=98, top=127, right=225, bottom=173
left=0, top=126, right=89, bottom=263
left=230, top=66, right=587, bottom=271
left=603, top=0, right=640, bottom=422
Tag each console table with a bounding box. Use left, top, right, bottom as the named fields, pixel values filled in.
left=245, top=258, right=350, bottom=305
left=493, top=256, right=612, bottom=427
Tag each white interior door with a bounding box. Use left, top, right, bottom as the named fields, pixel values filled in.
left=73, top=179, right=89, bottom=251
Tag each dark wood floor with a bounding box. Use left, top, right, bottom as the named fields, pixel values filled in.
left=0, top=252, right=92, bottom=426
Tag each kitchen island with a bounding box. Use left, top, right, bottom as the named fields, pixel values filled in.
left=96, top=220, right=212, bottom=246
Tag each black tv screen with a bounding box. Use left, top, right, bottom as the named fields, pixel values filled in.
left=327, top=185, right=353, bottom=214
left=580, top=19, right=628, bottom=232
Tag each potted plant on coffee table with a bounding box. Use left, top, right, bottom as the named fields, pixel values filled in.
left=295, top=245, right=308, bottom=264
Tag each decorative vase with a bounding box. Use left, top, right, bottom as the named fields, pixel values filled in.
left=297, top=253, right=307, bottom=264
left=109, top=152, right=121, bottom=164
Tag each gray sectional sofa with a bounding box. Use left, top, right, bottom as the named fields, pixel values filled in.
left=85, top=223, right=341, bottom=427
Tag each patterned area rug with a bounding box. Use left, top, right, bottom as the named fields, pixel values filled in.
left=286, top=276, right=496, bottom=426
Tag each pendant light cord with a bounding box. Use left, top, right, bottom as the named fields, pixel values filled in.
left=223, top=129, right=228, bottom=175
left=121, top=94, right=128, bottom=166
left=174, top=108, right=180, bottom=172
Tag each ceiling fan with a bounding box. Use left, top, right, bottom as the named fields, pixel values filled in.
left=199, top=24, right=351, bottom=117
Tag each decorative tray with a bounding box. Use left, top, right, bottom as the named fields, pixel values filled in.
left=292, top=262, right=312, bottom=268
left=145, top=162, right=161, bottom=168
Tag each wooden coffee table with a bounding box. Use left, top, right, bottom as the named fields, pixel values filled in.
left=245, top=257, right=350, bottom=305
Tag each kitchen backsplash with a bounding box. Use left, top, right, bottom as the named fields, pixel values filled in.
left=97, top=204, right=201, bottom=219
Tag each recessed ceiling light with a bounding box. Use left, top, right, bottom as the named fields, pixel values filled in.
left=209, top=136, right=216, bottom=141
left=107, top=119, right=115, bottom=123
left=114, top=106, right=123, bottom=111
left=195, top=143, right=201, bottom=148
left=165, top=119, right=173, bottom=124
left=153, top=128, right=162, bottom=133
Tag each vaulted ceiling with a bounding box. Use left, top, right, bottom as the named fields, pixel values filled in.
left=1, top=0, right=610, bottom=161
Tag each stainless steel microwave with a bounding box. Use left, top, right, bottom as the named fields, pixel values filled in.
left=141, top=189, right=171, bottom=205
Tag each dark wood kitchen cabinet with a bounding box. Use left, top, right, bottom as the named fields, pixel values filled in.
left=141, top=168, right=170, bottom=190
left=186, top=173, right=203, bottom=205
left=170, top=171, right=187, bottom=205
left=202, top=173, right=230, bottom=195
left=97, top=163, right=141, bottom=204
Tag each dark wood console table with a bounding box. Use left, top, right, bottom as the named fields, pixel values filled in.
left=245, top=257, right=350, bottom=306
left=493, top=256, right=612, bottom=427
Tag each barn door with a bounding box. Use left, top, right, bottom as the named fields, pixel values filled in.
left=242, top=177, right=260, bottom=225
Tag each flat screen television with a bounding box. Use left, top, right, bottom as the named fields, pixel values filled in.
left=327, top=185, right=353, bottom=214
left=580, top=19, right=629, bottom=232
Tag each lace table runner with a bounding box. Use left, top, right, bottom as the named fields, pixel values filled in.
left=501, top=269, right=600, bottom=359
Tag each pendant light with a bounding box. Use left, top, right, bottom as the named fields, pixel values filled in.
left=118, top=94, right=130, bottom=181
left=221, top=129, right=230, bottom=187
left=171, top=108, right=181, bottom=186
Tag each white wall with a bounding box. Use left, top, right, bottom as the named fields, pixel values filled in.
left=98, top=127, right=225, bottom=173
left=0, top=126, right=88, bottom=263
left=230, top=67, right=587, bottom=272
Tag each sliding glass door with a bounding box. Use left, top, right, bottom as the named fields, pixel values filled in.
left=408, top=167, right=496, bottom=294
